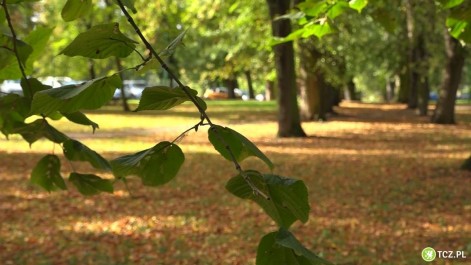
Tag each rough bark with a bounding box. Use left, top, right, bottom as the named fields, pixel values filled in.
left=431, top=32, right=466, bottom=124
left=266, top=0, right=306, bottom=137
left=245, top=71, right=255, bottom=99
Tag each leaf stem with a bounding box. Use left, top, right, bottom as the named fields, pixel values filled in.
left=210, top=126, right=270, bottom=200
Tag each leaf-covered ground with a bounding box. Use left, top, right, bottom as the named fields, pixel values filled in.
left=0, top=102, right=470, bottom=265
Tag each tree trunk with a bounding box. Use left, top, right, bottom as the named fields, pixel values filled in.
left=461, top=155, right=471, bottom=171
left=418, top=76, right=429, bottom=116
left=386, top=78, right=395, bottom=102
left=115, top=57, right=130, bottom=112
left=405, top=0, right=418, bottom=109
left=266, top=0, right=306, bottom=137
left=265, top=80, right=275, bottom=100
left=398, top=70, right=410, bottom=103
left=245, top=70, right=255, bottom=99
left=431, top=32, right=466, bottom=124
left=224, top=78, right=236, bottom=99
left=88, top=59, right=96, bottom=80
left=344, top=79, right=356, bottom=101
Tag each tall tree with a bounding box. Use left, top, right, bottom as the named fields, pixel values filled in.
left=266, top=0, right=306, bottom=137
left=431, top=31, right=466, bottom=124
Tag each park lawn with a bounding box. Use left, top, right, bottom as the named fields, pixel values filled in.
left=0, top=101, right=470, bottom=265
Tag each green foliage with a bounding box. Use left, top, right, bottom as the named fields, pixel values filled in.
left=0, top=27, right=53, bottom=79
left=62, top=112, right=99, bottom=133
left=226, top=170, right=309, bottom=228
left=0, top=0, right=329, bottom=262
left=31, top=154, right=67, bottom=192
left=208, top=125, right=274, bottom=170
left=63, top=139, right=111, bottom=171
left=135, top=86, right=206, bottom=111
left=30, top=75, right=121, bottom=115
left=0, top=94, right=29, bottom=136
left=349, top=0, right=368, bottom=13
left=111, top=142, right=185, bottom=186
left=13, top=119, right=69, bottom=145
left=61, top=0, right=92, bottom=22
left=69, top=173, right=114, bottom=195
left=0, top=34, right=32, bottom=70
left=257, top=228, right=332, bottom=265
left=59, top=23, right=138, bottom=59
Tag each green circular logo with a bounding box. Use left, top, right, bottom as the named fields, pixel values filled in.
left=422, top=247, right=436, bottom=262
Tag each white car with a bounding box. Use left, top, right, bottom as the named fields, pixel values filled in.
left=0, top=80, right=23, bottom=95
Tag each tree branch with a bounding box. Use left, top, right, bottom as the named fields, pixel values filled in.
left=115, top=0, right=212, bottom=124
left=115, top=0, right=269, bottom=200
left=1, top=0, right=30, bottom=89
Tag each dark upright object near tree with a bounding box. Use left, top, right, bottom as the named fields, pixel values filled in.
left=266, top=0, right=306, bottom=137
left=431, top=32, right=466, bottom=124
left=461, top=156, right=471, bottom=171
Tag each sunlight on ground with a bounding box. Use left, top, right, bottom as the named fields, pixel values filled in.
left=1, top=102, right=470, bottom=265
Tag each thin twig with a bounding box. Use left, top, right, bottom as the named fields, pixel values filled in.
left=115, top=0, right=269, bottom=200
left=115, top=0, right=212, bottom=125
left=1, top=0, right=31, bottom=90
left=171, top=121, right=206, bottom=144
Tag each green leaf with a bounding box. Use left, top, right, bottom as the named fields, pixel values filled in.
left=208, top=125, right=274, bottom=169
left=20, top=78, right=51, bottom=102
left=111, top=141, right=185, bottom=186
left=439, top=0, right=464, bottom=9
left=61, top=0, right=92, bottom=22
left=136, top=58, right=161, bottom=74
left=447, top=18, right=469, bottom=39
left=23, top=27, right=54, bottom=71
left=159, top=29, right=187, bottom=57
left=31, top=155, right=67, bottom=192
left=119, top=0, right=137, bottom=13
left=349, top=0, right=368, bottom=13
left=69, top=173, right=114, bottom=195
left=327, top=2, right=349, bottom=19
left=60, top=23, right=138, bottom=59
left=0, top=94, right=29, bottom=137
left=30, top=74, right=121, bottom=115
left=0, top=34, right=33, bottom=71
left=13, top=119, right=69, bottom=145
left=135, top=86, right=206, bottom=111
left=0, top=27, right=53, bottom=80
left=298, top=1, right=328, bottom=17
left=256, top=229, right=332, bottom=265
left=62, top=112, right=99, bottom=133
left=63, top=139, right=111, bottom=171
left=225, top=171, right=309, bottom=228
left=5, top=0, right=39, bottom=4
left=302, top=20, right=335, bottom=39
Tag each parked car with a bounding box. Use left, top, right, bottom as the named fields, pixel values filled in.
left=0, top=80, right=23, bottom=95
left=113, top=80, right=147, bottom=99
left=203, top=87, right=244, bottom=99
